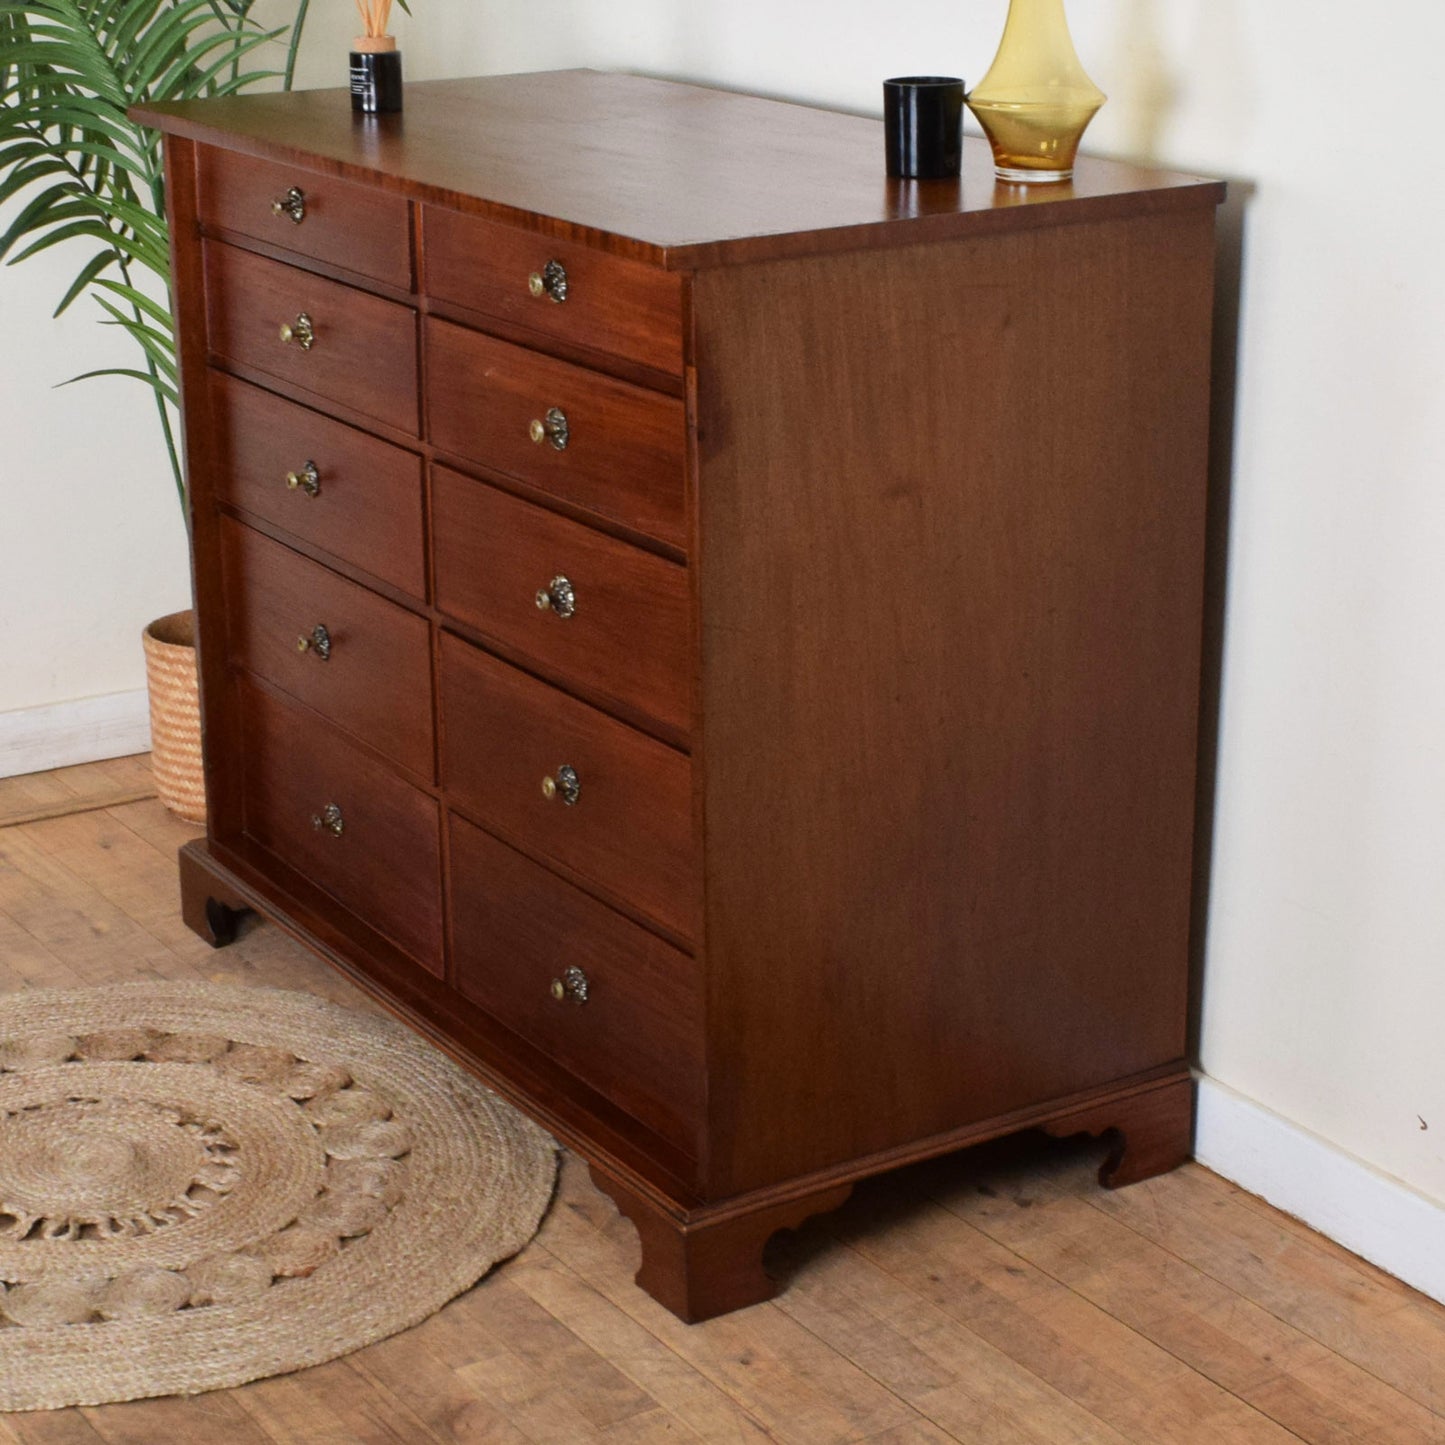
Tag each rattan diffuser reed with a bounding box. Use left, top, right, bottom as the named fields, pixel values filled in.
left=354, top=0, right=396, bottom=50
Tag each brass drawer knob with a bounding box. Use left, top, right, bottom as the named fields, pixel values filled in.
left=286, top=461, right=321, bottom=497
left=549, top=965, right=589, bottom=1005
left=534, top=575, right=576, bottom=619
left=271, top=186, right=306, bottom=224
left=527, top=259, right=568, bottom=303
left=311, top=803, right=344, bottom=837
left=279, top=313, right=315, bottom=350
left=528, top=407, right=569, bottom=451
left=540, top=764, right=580, bottom=806
left=296, top=623, right=332, bottom=661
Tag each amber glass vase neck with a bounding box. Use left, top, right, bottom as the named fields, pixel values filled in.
left=984, top=0, right=1099, bottom=93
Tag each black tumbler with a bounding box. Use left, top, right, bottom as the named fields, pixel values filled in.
left=883, top=76, right=964, bottom=179
left=351, top=48, right=403, bottom=114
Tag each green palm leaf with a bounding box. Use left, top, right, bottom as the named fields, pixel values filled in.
left=0, top=0, right=339, bottom=510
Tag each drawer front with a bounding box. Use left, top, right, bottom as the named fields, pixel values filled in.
left=241, top=681, right=442, bottom=974
left=198, top=147, right=412, bottom=289
left=449, top=815, right=702, bottom=1153
left=422, top=206, right=683, bottom=375
left=212, top=373, right=425, bottom=598
left=221, top=518, right=434, bottom=779
left=432, top=467, right=691, bottom=738
left=426, top=319, right=687, bottom=550
left=206, top=242, right=418, bottom=434
left=440, top=634, right=696, bottom=942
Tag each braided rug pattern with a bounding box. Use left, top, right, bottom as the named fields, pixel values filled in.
left=0, top=982, right=556, bottom=1410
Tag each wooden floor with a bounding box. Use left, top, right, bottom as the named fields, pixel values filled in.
left=1, top=760, right=1443, bottom=1444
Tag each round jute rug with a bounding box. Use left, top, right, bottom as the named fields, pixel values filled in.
left=0, top=982, right=557, bottom=1411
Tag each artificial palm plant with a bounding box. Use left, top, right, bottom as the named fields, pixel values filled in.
left=0, top=0, right=322, bottom=509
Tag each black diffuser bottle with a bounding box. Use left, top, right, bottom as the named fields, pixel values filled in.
left=351, top=1, right=402, bottom=116
left=351, top=37, right=402, bottom=114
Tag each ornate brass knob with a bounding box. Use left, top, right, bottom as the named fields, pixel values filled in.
left=540, top=764, right=581, bottom=806
left=278, top=313, right=315, bottom=350
left=311, top=803, right=344, bottom=837
left=528, top=407, right=569, bottom=451
left=527, top=259, right=568, bottom=303
left=285, top=461, right=321, bottom=497
left=534, top=575, right=576, bottom=619
left=549, top=965, right=589, bottom=1005
left=271, top=186, right=306, bottom=224
left=296, top=623, right=332, bottom=661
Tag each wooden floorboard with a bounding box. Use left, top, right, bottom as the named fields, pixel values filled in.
left=0, top=754, right=156, bottom=829
left=0, top=756, right=1441, bottom=1442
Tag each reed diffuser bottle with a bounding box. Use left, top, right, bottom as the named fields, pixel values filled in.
left=967, top=0, right=1105, bottom=183
left=351, top=0, right=402, bottom=114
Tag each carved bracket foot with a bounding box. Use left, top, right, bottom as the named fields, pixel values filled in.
left=1040, top=1074, right=1195, bottom=1188
left=179, top=840, right=251, bottom=949
left=589, top=1165, right=853, bottom=1322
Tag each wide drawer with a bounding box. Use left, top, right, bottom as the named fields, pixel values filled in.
left=432, top=467, right=691, bottom=738
left=211, top=373, right=425, bottom=598
left=426, top=319, right=687, bottom=550
left=448, top=815, right=702, bottom=1154
left=440, top=634, right=696, bottom=942
left=422, top=206, right=683, bottom=375
left=220, top=518, right=434, bottom=780
left=198, top=147, right=412, bottom=289
left=241, top=680, right=442, bottom=974
left=206, top=242, right=418, bottom=434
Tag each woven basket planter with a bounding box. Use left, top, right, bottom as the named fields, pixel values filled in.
left=142, top=609, right=206, bottom=824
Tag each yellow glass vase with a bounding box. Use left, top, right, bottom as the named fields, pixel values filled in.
left=967, top=0, right=1106, bottom=183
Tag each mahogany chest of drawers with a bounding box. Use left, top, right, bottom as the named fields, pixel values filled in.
left=137, top=71, right=1224, bottom=1322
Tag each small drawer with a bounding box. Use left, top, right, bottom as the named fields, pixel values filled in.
left=212, top=373, right=425, bottom=598
left=432, top=467, right=690, bottom=738
left=440, top=634, right=696, bottom=942
left=426, top=319, right=687, bottom=551
left=206, top=242, right=418, bottom=434
left=198, top=147, right=412, bottom=290
left=422, top=206, right=683, bottom=375
left=449, top=815, right=702, bottom=1154
left=221, top=518, right=434, bottom=780
left=241, top=680, right=442, bottom=974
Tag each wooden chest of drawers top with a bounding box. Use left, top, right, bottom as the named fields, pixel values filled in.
left=137, top=69, right=1220, bottom=273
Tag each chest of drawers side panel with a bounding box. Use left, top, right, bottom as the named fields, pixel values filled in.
left=166, top=135, right=246, bottom=842
left=691, top=210, right=1219, bottom=1198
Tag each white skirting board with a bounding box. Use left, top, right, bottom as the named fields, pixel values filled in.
left=0, top=690, right=152, bottom=779
left=1195, top=1075, right=1445, bottom=1306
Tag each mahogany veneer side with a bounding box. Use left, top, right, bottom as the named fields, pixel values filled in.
left=692, top=210, right=1216, bottom=1197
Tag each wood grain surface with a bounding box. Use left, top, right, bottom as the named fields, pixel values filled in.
left=198, top=145, right=413, bottom=289
left=238, top=681, right=443, bottom=974
left=692, top=208, right=1217, bottom=1196
left=426, top=318, right=688, bottom=550
left=432, top=467, right=692, bottom=740
left=423, top=204, right=684, bottom=374
left=439, top=633, right=698, bottom=944
left=211, top=372, right=426, bottom=598
left=135, top=71, right=1225, bottom=270
left=205, top=240, right=418, bottom=433
left=448, top=814, right=704, bottom=1156
left=220, top=517, right=434, bottom=781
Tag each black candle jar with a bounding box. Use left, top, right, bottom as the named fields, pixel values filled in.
left=883, top=76, right=965, bottom=179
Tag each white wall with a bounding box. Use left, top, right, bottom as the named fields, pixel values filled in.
left=0, top=236, right=190, bottom=717
left=5, top=0, right=1443, bottom=1265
